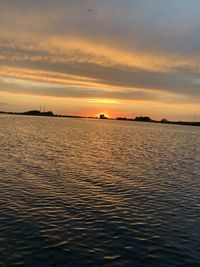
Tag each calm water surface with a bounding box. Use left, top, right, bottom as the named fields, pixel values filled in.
left=0, top=115, right=200, bottom=266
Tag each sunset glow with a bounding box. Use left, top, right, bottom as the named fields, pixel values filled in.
left=1, top=1, right=200, bottom=120
left=1, top=2, right=200, bottom=266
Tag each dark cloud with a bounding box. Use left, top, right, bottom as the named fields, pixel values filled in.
left=1, top=0, right=200, bottom=55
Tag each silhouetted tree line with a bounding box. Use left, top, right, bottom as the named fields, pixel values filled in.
left=116, top=116, right=153, bottom=122
left=134, top=116, right=152, bottom=122
left=23, top=110, right=54, bottom=116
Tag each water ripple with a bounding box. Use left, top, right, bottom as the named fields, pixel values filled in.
left=0, top=116, right=200, bottom=266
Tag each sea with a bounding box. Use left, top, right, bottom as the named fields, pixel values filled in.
left=0, top=115, right=199, bottom=267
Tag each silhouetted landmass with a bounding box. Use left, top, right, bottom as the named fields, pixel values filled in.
left=116, top=116, right=153, bottom=122
left=160, top=118, right=169, bottom=123
left=0, top=110, right=54, bottom=116
left=99, top=114, right=108, bottom=119
left=1, top=110, right=200, bottom=127
left=116, top=115, right=200, bottom=127
left=23, top=110, right=54, bottom=116
left=87, top=116, right=98, bottom=119
left=116, top=117, right=128, bottom=120
left=0, top=110, right=83, bottom=118
left=134, top=116, right=153, bottom=122
left=160, top=120, right=200, bottom=126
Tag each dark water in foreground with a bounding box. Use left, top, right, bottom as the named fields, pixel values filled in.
left=0, top=115, right=200, bottom=267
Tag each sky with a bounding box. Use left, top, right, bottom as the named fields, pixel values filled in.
left=1, top=0, right=200, bottom=120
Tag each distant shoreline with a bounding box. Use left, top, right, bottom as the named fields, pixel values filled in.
left=0, top=110, right=85, bottom=119
left=1, top=110, right=200, bottom=127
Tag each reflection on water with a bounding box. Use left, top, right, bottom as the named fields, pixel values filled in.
left=0, top=115, right=200, bottom=266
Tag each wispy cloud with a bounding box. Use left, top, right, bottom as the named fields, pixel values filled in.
left=1, top=0, right=200, bottom=118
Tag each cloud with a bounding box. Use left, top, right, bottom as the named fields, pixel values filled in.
left=0, top=0, right=200, bottom=117
left=1, top=0, right=200, bottom=55
left=0, top=102, right=13, bottom=107
left=0, top=76, right=199, bottom=106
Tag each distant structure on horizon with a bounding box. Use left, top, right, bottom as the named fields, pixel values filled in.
left=99, top=114, right=108, bottom=119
